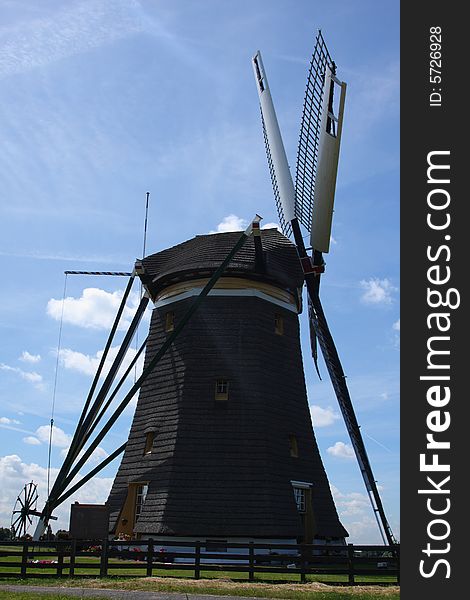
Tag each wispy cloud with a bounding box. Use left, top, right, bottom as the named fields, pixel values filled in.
left=0, top=416, right=20, bottom=425
left=392, top=318, right=400, bottom=348
left=0, top=363, right=43, bottom=388
left=0, top=249, right=132, bottom=266
left=0, top=0, right=146, bottom=78
left=19, top=351, right=41, bottom=364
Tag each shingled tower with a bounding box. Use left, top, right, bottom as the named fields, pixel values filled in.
left=107, top=228, right=347, bottom=545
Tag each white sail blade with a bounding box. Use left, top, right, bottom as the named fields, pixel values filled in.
left=252, top=51, right=296, bottom=223
left=310, top=66, right=347, bottom=253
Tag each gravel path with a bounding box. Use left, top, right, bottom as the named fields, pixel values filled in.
left=0, top=584, right=260, bottom=600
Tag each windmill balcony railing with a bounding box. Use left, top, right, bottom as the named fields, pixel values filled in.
left=0, top=539, right=399, bottom=585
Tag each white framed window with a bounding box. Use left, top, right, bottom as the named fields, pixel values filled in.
left=291, top=480, right=312, bottom=514
left=134, top=483, right=149, bottom=524
left=293, top=487, right=306, bottom=513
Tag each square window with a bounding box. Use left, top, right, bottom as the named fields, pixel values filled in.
left=144, top=431, right=155, bottom=455
left=289, top=434, right=299, bottom=458
left=274, top=314, right=284, bottom=335
left=215, top=379, right=229, bottom=400
left=165, top=311, right=175, bottom=332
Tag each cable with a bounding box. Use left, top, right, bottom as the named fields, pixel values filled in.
left=47, top=273, right=68, bottom=496
left=135, top=192, right=150, bottom=384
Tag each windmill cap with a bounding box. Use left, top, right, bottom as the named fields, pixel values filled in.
left=137, top=228, right=303, bottom=299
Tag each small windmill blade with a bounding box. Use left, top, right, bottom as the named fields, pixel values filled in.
left=11, top=482, right=39, bottom=539
left=294, top=31, right=347, bottom=253
left=252, top=51, right=295, bottom=236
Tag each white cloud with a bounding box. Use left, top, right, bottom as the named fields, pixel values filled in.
left=59, top=344, right=144, bottom=380
left=310, top=405, right=340, bottom=427
left=23, top=436, right=41, bottom=446
left=330, top=483, right=395, bottom=544
left=47, top=287, right=141, bottom=331
left=35, top=425, right=71, bottom=449
left=331, top=484, right=370, bottom=516
left=0, top=454, right=114, bottom=533
left=20, top=351, right=41, bottom=364
left=360, top=278, right=397, bottom=305
left=0, top=416, right=20, bottom=425
left=60, top=444, right=109, bottom=464
left=0, top=363, right=43, bottom=387
left=25, top=423, right=110, bottom=466
left=209, top=215, right=283, bottom=235
left=209, top=214, right=248, bottom=234
left=327, top=441, right=355, bottom=460
left=392, top=318, right=400, bottom=331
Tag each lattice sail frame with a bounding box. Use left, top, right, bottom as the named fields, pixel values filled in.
left=294, top=30, right=333, bottom=233
left=261, top=111, right=292, bottom=237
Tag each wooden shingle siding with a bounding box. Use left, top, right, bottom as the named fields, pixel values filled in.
left=107, top=231, right=347, bottom=540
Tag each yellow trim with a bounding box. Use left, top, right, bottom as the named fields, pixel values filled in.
left=155, top=277, right=297, bottom=307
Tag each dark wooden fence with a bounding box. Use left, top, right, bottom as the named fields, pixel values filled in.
left=0, top=539, right=399, bottom=585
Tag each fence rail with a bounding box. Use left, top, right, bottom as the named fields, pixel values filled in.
left=0, top=539, right=399, bottom=585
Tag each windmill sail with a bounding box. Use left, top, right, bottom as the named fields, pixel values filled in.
left=252, top=51, right=296, bottom=232
left=253, top=32, right=397, bottom=548
left=295, top=30, right=332, bottom=232
left=310, top=66, right=346, bottom=252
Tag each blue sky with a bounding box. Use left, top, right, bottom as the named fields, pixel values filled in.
left=0, top=0, right=399, bottom=543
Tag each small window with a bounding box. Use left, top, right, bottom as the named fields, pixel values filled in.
left=134, top=483, right=148, bottom=524
left=215, top=379, right=229, bottom=400
left=293, top=487, right=306, bottom=513
left=165, top=311, right=175, bottom=332
left=144, top=431, right=154, bottom=455
left=274, top=314, right=284, bottom=335
left=289, top=434, right=299, bottom=458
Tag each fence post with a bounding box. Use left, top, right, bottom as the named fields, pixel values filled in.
left=395, top=544, right=400, bottom=585
left=194, top=540, right=201, bottom=579
left=69, top=538, right=76, bottom=576
left=347, top=544, right=355, bottom=585
left=100, top=538, right=109, bottom=577
left=57, top=542, right=64, bottom=577
left=300, top=544, right=307, bottom=583
left=248, top=541, right=255, bottom=582
left=20, top=541, right=28, bottom=578
left=147, top=538, right=154, bottom=577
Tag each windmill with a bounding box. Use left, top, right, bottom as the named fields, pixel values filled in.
left=24, top=32, right=394, bottom=550
left=252, top=31, right=397, bottom=547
